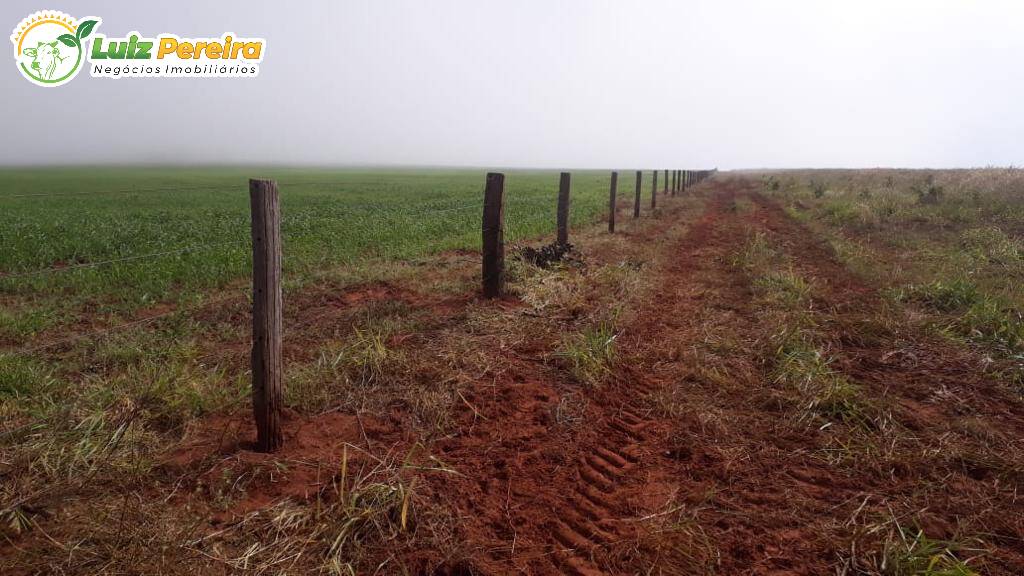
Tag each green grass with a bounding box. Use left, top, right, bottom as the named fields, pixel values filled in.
left=895, top=279, right=1024, bottom=353
left=762, top=169, right=1024, bottom=379
left=883, top=526, right=981, bottom=576
left=0, top=167, right=623, bottom=312
left=556, top=321, right=618, bottom=387
left=771, top=331, right=873, bottom=427
left=734, top=232, right=875, bottom=428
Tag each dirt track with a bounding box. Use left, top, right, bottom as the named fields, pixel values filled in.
left=424, top=178, right=1024, bottom=574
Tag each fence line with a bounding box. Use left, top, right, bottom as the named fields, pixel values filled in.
left=3, top=167, right=717, bottom=454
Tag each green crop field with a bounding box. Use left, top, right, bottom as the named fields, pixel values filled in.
left=0, top=167, right=630, bottom=343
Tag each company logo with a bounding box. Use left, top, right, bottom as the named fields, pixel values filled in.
left=11, top=11, right=99, bottom=87
left=11, top=10, right=265, bottom=87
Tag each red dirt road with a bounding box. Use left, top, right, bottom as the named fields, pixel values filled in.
left=422, top=178, right=1024, bottom=574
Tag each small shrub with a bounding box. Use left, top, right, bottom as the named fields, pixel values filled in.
left=914, top=175, right=945, bottom=205
left=810, top=180, right=827, bottom=199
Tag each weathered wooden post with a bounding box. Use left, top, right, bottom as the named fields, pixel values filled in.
left=608, top=171, right=618, bottom=233
left=556, top=172, right=571, bottom=246
left=482, top=172, right=505, bottom=299
left=249, top=178, right=284, bottom=453
left=633, top=170, right=642, bottom=218
left=651, top=170, right=658, bottom=210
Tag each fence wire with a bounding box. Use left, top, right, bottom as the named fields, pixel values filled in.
left=1, top=239, right=252, bottom=279
left=6, top=291, right=249, bottom=357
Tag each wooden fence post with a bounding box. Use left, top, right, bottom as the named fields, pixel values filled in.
left=651, top=170, right=658, bottom=210
left=633, top=170, right=642, bottom=218
left=482, top=172, right=505, bottom=299
left=249, top=178, right=284, bottom=453
left=557, top=171, right=571, bottom=245
left=608, top=171, right=618, bottom=233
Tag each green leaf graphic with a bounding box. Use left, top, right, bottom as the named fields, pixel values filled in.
left=57, top=34, right=78, bottom=48
left=76, top=20, right=98, bottom=40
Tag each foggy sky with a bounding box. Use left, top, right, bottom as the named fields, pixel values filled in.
left=3, top=0, right=1023, bottom=169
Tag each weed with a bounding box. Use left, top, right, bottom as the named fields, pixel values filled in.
left=753, top=268, right=812, bottom=308
left=771, top=332, right=873, bottom=427
left=556, top=322, right=618, bottom=387
left=288, top=321, right=403, bottom=415
left=732, top=232, right=776, bottom=272
left=177, top=447, right=431, bottom=575
left=897, top=280, right=981, bottom=313
left=960, top=226, right=1022, bottom=269
left=0, top=307, right=56, bottom=340
left=896, top=280, right=1024, bottom=352
left=553, top=391, right=588, bottom=427
left=882, top=525, right=981, bottom=576
left=0, top=353, right=55, bottom=398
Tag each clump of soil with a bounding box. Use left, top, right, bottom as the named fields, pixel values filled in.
left=518, top=242, right=580, bottom=268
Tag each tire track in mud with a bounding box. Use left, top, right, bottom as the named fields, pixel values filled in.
left=543, top=407, right=655, bottom=575
left=427, top=184, right=751, bottom=575
left=508, top=188, right=753, bottom=575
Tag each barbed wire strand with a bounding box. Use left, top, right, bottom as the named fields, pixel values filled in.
left=0, top=198, right=622, bottom=282
left=0, top=204, right=483, bottom=280
left=0, top=184, right=235, bottom=200
left=0, top=239, right=252, bottom=279
left=7, top=291, right=249, bottom=357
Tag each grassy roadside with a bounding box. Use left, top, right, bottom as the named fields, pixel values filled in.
left=759, top=170, right=1024, bottom=395
left=728, top=198, right=994, bottom=575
